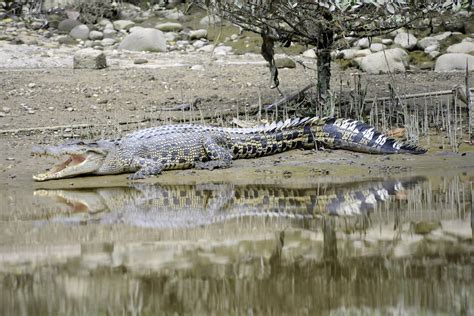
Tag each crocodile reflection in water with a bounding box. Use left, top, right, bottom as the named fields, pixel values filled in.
left=35, top=177, right=426, bottom=228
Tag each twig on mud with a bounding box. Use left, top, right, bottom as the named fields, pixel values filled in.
left=365, top=88, right=474, bottom=104
left=266, top=83, right=314, bottom=110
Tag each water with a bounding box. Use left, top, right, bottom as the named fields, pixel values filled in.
left=0, top=173, right=472, bottom=315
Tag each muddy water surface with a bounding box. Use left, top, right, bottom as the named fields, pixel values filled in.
left=0, top=167, right=473, bottom=315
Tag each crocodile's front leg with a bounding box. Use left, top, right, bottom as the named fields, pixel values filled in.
left=195, top=136, right=233, bottom=171
left=128, top=158, right=165, bottom=180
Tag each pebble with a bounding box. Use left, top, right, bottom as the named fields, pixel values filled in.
left=2, top=107, right=10, bottom=113
left=27, top=83, right=36, bottom=88
left=0, top=112, right=5, bottom=117
left=134, top=58, right=148, bottom=64
left=48, top=107, right=54, bottom=111
left=191, top=64, right=204, bottom=71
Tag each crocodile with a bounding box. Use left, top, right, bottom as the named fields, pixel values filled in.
left=32, top=116, right=426, bottom=181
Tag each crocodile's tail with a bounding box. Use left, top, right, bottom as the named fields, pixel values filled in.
left=318, top=117, right=427, bottom=154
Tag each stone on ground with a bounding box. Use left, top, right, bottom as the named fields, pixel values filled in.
left=358, top=48, right=408, bottom=74
left=275, top=56, right=296, bottom=69
left=69, top=24, right=90, bottom=40
left=89, top=31, right=104, bottom=41
left=434, top=53, right=474, bottom=72
left=73, top=48, right=107, bottom=69
left=57, top=19, right=81, bottom=33
left=394, top=32, right=418, bottom=50
left=417, top=37, right=439, bottom=50
left=113, top=20, right=135, bottom=31
left=189, top=29, right=208, bottom=40
left=118, top=28, right=167, bottom=52
left=446, top=41, right=474, bottom=54
left=155, top=22, right=183, bottom=32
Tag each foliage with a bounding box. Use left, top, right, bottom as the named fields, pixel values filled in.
left=72, top=0, right=120, bottom=24
left=200, top=0, right=469, bottom=47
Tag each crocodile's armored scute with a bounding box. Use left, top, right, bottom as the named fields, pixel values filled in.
left=32, top=116, right=426, bottom=181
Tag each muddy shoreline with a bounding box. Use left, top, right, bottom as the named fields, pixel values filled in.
left=1, top=53, right=474, bottom=190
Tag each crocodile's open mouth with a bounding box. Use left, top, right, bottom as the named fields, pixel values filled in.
left=32, top=152, right=104, bottom=181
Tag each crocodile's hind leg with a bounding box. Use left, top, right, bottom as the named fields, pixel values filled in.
left=195, top=136, right=233, bottom=170
left=128, top=158, right=165, bottom=180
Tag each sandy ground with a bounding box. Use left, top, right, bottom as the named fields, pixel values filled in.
left=0, top=45, right=474, bottom=191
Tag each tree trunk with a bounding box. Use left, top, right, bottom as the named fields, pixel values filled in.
left=316, top=24, right=334, bottom=110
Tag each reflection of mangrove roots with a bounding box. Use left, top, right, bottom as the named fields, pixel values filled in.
left=266, top=83, right=314, bottom=111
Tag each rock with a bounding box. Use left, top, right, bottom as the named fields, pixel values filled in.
left=464, top=21, right=474, bottom=34
left=359, top=48, right=408, bottom=74
left=446, top=41, right=474, bottom=54
left=2, top=107, right=11, bottom=113
left=213, top=45, right=232, bottom=55
left=435, top=53, right=474, bottom=72
left=275, top=57, right=296, bottom=69
left=381, top=38, right=393, bottom=45
left=355, top=37, right=370, bottom=49
left=103, top=29, right=117, bottom=39
left=101, top=38, right=116, bottom=46
left=189, top=29, right=207, bottom=40
left=119, top=3, right=142, bottom=21
left=84, top=40, right=94, bottom=48
left=338, top=48, right=359, bottom=60
left=113, top=20, right=135, bottom=31
left=176, top=40, right=190, bottom=47
left=417, top=36, right=439, bottom=50
left=369, top=43, right=386, bottom=53
left=57, top=19, right=81, bottom=33
left=97, top=18, right=112, bottom=27
left=191, top=64, right=205, bottom=71
left=134, top=58, right=148, bottom=64
left=200, top=15, right=222, bottom=26
left=198, top=44, right=215, bottom=53
left=73, top=48, right=107, bottom=69
left=164, top=32, right=179, bottom=42
left=192, top=40, right=206, bottom=48
left=70, top=24, right=90, bottom=40
left=444, top=20, right=464, bottom=33
left=57, top=35, right=77, bottom=45
left=156, top=22, right=183, bottom=32
left=394, top=32, right=418, bottom=50
left=161, top=9, right=183, bottom=20
left=27, top=83, right=36, bottom=88
left=89, top=30, right=103, bottom=40
left=428, top=51, right=440, bottom=59
left=354, top=49, right=372, bottom=58
left=302, top=48, right=316, bottom=58
left=424, top=45, right=439, bottom=54
left=30, top=21, right=44, bottom=30
left=129, top=26, right=144, bottom=33
left=432, top=32, right=452, bottom=41
left=118, top=28, right=167, bottom=52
